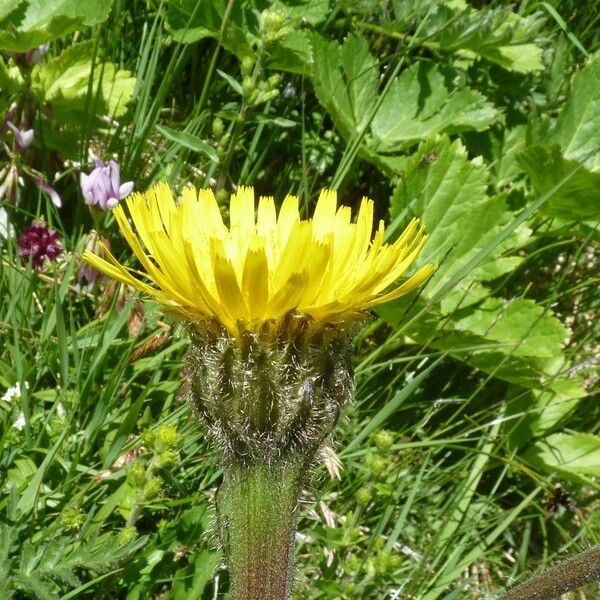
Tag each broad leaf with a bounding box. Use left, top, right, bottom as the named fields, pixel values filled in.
left=165, top=0, right=254, bottom=58
left=518, top=145, right=600, bottom=221
left=393, top=3, right=545, bottom=73
left=525, top=432, right=600, bottom=483
left=389, top=136, right=527, bottom=303
left=31, top=41, right=136, bottom=122
left=311, top=35, right=498, bottom=152
left=0, top=0, right=113, bottom=52
left=311, top=34, right=379, bottom=140
left=379, top=136, right=573, bottom=389
left=508, top=378, right=586, bottom=446
left=549, top=57, right=600, bottom=171
left=371, top=63, right=498, bottom=152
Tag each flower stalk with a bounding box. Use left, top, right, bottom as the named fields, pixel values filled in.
left=500, top=544, right=600, bottom=600
left=218, top=459, right=304, bottom=600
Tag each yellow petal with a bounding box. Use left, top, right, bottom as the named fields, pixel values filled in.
left=210, top=237, right=249, bottom=322
left=365, top=263, right=436, bottom=307
left=242, top=235, right=269, bottom=317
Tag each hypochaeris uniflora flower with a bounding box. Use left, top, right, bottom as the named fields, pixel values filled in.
left=84, top=182, right=435, bottom=600
left=83, top=183, right=435, bottom=336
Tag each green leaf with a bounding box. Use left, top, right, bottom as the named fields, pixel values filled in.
left=31, top=41, right=135, bottom=122
left=0, top=0, right=113, bottom=52
left=216, top=68, right=243, bottom=95
left=390, top=136, right=526, bottom=302
left=508, top=378, right=586, bottom=446
left=402, top=4, right=545, bottom=73
left=380, top=136, right=575, bottom=389
left=165, top=0, right=253, bottom=58
left=454, top=298, right=567, bottom=360
left=311, top=35, right=497, bottom=152
left=371, top=63, right=498, bottom=152
left=548, top=57, right=600, bottom=171
left=525, top=432, right=600, bottom=482
left=518, top=145, right=600, bottom=221
left=155, top=124, right=219, bottom=162
left=267, top=31, right=313, bottom=75
left=391, top=298, right=569, bottom=389
left=0, top=55, right=24, bottom=93
left=311, top=34, right=379, bottom=140
left=270, top=0, right=331, bottom=26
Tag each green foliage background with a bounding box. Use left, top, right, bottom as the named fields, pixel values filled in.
left=0, top=0, right=598, bottom=598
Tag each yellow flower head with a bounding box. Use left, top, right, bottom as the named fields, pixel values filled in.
left=84, top=184, right=435, bottom=336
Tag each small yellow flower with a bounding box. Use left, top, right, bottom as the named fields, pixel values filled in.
left=84, top=184, right=435, bottom=336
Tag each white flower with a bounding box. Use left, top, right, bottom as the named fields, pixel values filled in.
left=1, top=382, right=21, bottom=403
left=0, top=206, right=14, bottom=245
left=13, top=412, right=26, bottom=430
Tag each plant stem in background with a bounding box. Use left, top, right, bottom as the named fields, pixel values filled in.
left=500, top=545, right=600, bottom=600
left=218, top=459, right=304, bottom=600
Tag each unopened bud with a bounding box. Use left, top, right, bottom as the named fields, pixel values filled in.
left=260, top=10, right=286, bottom=42
left=215, top=189, right=229, bottom=204
left=128, top=461, right=147, bottom=488
left=242, top=76, right=254, bottom=97
left=241, top=56, right=254, bottom=77
left=157, top=449, right=180, bottom=468
left=373, top=430, right=394, bottom=451
left=144, top=476, right=162, bottom=499
left=212, top=117, right=224, bottom=140
left=355, top=487, right=372, bottom=505
left=268, top=74, right=281, bottom=88
left=155, top=425, right=178, bottom=452
left=61, top=506, right=85, bottom=531
left=118, top=526, right=137, bottom=544
left=367, top=455, right=387, bottom=477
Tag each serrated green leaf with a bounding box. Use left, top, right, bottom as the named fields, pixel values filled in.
left=267, top=30, right=312, bottom=74
left=371, top=64, right=498, bottom=151
left=406, top=4, right=545, bottom=73
left=0, top=0, right=112, bottom=52
left=379, top=136, right=575, bottom=389
left=0, top=55, right=24, bottom=93
left=12, top=572, right=58, bottom=600
left=381, top=294, right=569, bottom=389
left=271, top=0, right=331, bottom=25
left=312, top=35, right=497, bottom=152
left=508, top=378, right=586, bottom=446
left=311, top=34, right=379, bottom=140
left=0, top=0, right=23, bottom=22
left=526, top=432, right=600, bottom=482
left=518, top=145, right=600, bottom=221
left=549, top=57, right=600, bottom=171
left=389, top=136, right=526, bottom=302
left=452, top=298, right=567, bottom=359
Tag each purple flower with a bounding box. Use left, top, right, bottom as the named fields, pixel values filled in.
left=18, top=222, right=63, bottom=270
left=33, top=176, right=62, bottom=208
left=80, top=160, right=134, bottom=211
left=11, top=43, right=50, bottom=67
left=6, top=120, right=34, bottom=151
left=77, top=231, right=108, bottom=292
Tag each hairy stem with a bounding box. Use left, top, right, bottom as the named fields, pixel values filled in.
left=217, top=459, right=304, bottom=600
left=499, top=544, right=600, bottom=600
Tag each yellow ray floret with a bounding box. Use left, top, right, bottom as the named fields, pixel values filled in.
left=84, top=183, right=436, bottom=335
